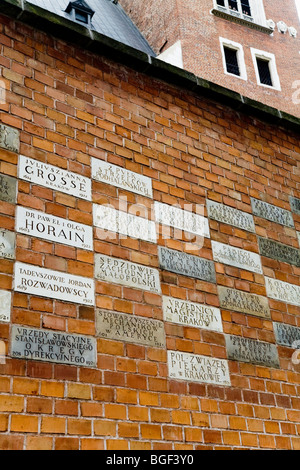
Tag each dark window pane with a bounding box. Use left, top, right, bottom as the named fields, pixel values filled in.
left=228, top=0, right=238, bottom=10
left=224, top=47, right=240, bottom=76
left=256, top=58, right=273, bottom=86
left=75, top=10, right=88, bottom=23
left=216, top=0, right=226, bottom=6
left=241, top=0, right=251, bottom=15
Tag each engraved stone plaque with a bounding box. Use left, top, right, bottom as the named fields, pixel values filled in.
left=0, top=229, right=15, bottom=259
left=251, top=198, right=294, bottom=227
left=206, top=199, right=255, bottom=233
left=93, top=204, right=157, bottom=243
left=167, top=350, right=231, bottom=386
left=91, top=158, right=153, bottom=198
left=298, top=232, right=300, bottom=247
left=0, top=124, right=19, bottom=153
left=14, top=262, right=95, bottom=306
left=94, top=254, right=161, bottom=293
left=218, top=286, right=270, bottom=318
left=162, top=296, right=223, bottom=332
left=16, top=206, right=93, bottom=251
left=154, top=201, right=210, bottom=238
left=211, top=241, right=263, bottom=274
left=265, top=277, right=300, bottom=307
left=18, top=155, right=92, bottom=201
left=273, top=322, right=300, bottom=348
left=10, top=325, right=97, bottom=367
left=258, top=236, right=300, bottom=267
left=158, top=247, right=216, bottom=283
left=96, top=309, right=166, bottom=348
left=0, top=290, right=11, bottom=322
left=290, top=196, right=300, bottom=216
left=226, top=335, right=280, bottom=368
left=0, top=174, right=17, bottom=204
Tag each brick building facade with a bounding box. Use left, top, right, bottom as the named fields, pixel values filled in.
left=0, top=0, right=300, bottom=451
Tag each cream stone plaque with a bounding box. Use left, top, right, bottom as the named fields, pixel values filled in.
left=0, top=290, right=11, bottom=322
left=162, top=296, right=223, bottom=332
left=91, top=158, right=153, bottom=198
left=16, top=206, right=93, bottom=251
left=218, top=286, right=270, bottom=318
left=14, top=262, right=95, bottom=306
left=0, top=229, right=15, bottom=259
left=211, top=241, right=263, bottom=274
left=265, top=277, right=300, bottom=307
left=167, top=350, right=231, bottom=386
left=18, top=155, right=91, bottom=201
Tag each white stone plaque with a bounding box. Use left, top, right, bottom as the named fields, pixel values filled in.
left=154, top=201, right=210, bottom=238
left=206, top=199, right=255, bottom=233
left=95, top=254, right=161, bottom=293
left=93, top=204, right=157, bottom=243
left=167, top=350, right=231, bottom=386
left=16, top=206, right=93, bottom=251
left=162, top=296, right=223, bottom=332
left=14, top=262, right=95, bottom=306
left=10, top=325, right=97, bottom=367
left=211, top=241, right=263, bottom=274
left=265, top=277, right=300, bottom=307
left=91, top=158, right=153, bottom=198
left=0, top=290, right=11, bottom=322
left=18, top=155, right=91, bottom=201
left=0, top=229, right=15, bottom=259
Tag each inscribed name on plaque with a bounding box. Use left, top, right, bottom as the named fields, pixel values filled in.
left=96, top=309, right=166, bottom=348
left=218, top=286, right=270, bottom=318
left=0, top=290, right=11, bottom=322
left=258, top=236, right=300, bottom=267
left=18, top=155, right=91, bottom=201
left=93, top=204, right=157, bottom=243
left=94, top=254, right=161, bottom=293
left=273, top=322, right=300, bottom=348
left=226, top=335, right=280, bottom=368
left=162, top=296, right=223, bottom=332
left=0, top=229, right=15, bottom=259
left=10, top=325, right=97, bottom=367
left=0, top=174, right=17, bottom=204
left=211, top=241, right=263, bottom=274
left=14, top=262, right=95, bottom=306
left=206, top=199, right=255, bottom=233
left=16, top=206, right=93, bottom=251
left=154, top=201, right=210, bottom=238
left=0, top=124, right=19, bottom=153
left=265, top=277, right=300, bottom=307
left=91, top=158, right=153, bottom=198
left=251, top=198, right=294, bottom=227
left=167, top=350, right=231, bottom=386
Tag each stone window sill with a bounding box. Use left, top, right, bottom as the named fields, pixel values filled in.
left=211, top=8, right=273, bottom=34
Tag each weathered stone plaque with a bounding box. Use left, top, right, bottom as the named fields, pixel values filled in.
left=211, top=241, right=263, bottom=274
left=265, top=277, right=300, bottom=307
left=0, top=174, right=17, bottom=204
left=0, top=290, right=11, bottom=322
left=94, top=254, right=161, bottom=293
left=251, top=198, right=294, bottom=227
left=16, top=206, right=93, bottom=251
left=0, top=229, right=15, bottom=259
left=14, top=262, right=95, bottom=306
left=206, top=199, right=255, bottom=233
left=162, top=295, right=223, bottom=332
left=154, top=201, right=210, bottom=238
left=158, top=247, right=216, bottom=283
left=167, top=350, right=231, bottom=386
left=273, top=322, right=300, bottom=348
left=258, top=236, right=300, bottom=267
left=218, top=286, right=270, bottom=318
left=226, top=335, right=280, bottom=368
left=297, top=232, right=300, bottom=247
left=96, top=309, right=165, bottom=348
left=0, top=124, right=19, bottom=153
left=290, top=196, right=300, bottom=216
left=93, top=204, right=157, bottom=243
left=91, top=158, right=153, bottom=198
left=18, top=155, right=91, bottom=201
left=10, top=325, right=97, bottom=367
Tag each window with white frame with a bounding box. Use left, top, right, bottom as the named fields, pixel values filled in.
left=220, top=38, right=247, bottom=80
left=214, top=0, right=267, bottom=27
left=295, top=0, right=300, bottom=22
left=251, top=48, right=281, bottom=90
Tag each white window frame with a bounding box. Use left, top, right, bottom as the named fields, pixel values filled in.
left=213, top=0, right=267, bottom=26
left=251, top=48, right=281, bottom=91
left=220, top=38, right=247, bottom=81
left=295, top=0, right=300, bottom=23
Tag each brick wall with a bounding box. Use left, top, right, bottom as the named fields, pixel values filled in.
left=0, top=12, right=300, bottom=450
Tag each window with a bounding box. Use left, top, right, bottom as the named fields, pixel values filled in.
left=75, top=10, right=89, bottom=24
left=251, top=48, right=281, bottom=90
left=65, top=0, right=95, bottom=27
left=220, top=38, right=247, bottom=80
left=213, top=0, right=268, bottom=29
left=216, top=0, right=252, bottom=19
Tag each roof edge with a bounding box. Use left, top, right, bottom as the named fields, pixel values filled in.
left=1, top=0, right=300, bottom=134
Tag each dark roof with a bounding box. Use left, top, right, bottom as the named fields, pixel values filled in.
left=27, top=0, right=155, bottom=56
